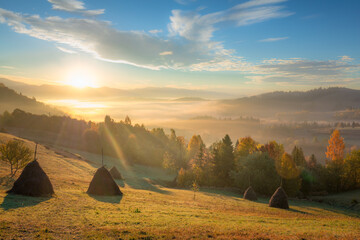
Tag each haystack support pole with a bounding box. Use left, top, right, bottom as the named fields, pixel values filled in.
left=102, top=148, right=104, bottom=167
left=34, top=143, right=38, bottom=161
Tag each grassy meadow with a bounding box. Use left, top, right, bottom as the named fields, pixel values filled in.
left=0, top=133, right=359, bottom=239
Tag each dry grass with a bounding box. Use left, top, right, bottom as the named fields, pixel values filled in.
left=0, top=133, right=359, bottom=239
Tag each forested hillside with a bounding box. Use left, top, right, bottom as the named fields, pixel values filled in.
left=221, top=87, right=360, bottom=116
left=0, top=83, right=64, bottom=115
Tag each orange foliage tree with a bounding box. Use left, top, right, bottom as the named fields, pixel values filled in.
left=326, top=129, right=345, bottom=163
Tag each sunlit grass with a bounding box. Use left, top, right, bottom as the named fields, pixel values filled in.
left=0, top=133, right=359, bottom=239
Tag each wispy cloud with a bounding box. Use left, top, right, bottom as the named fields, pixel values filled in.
left=259, top=36, right=288, bottom=42
left=56, top=46, right=77, bottom=54
left=175, top=0, right=197, bottom=5
left=168, top=0, right=293, bottom=42
left=0, top=8, right=215, bottom=70
left=245, top=58, right=360, bottom=85
left=339, top=55, right=354, bottom=62
left=0, top=65, right=15, bottom=69
left=159, top=51, right=173, bottom=56
left=48, top=0, right=104, bottom=16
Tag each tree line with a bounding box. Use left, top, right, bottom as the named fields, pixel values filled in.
left=0, top=109, right=359, bottom=196
left=169, top=129, right=359, bottom=196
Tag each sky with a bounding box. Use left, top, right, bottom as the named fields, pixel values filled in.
left=0, top=0, right=359, bottom=96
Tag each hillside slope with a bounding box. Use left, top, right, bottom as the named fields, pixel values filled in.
left=221, top=87, right=360, bottom=117
left=0, top=133, right=359, bottom=239
left=0, top=83, right=64, bottom=116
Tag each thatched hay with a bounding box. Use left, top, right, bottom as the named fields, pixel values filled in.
left=109, top=166, right=123, bottom=180
left=7, top=160, right=54, bottom=197
left=243, top=186, right=257, bottom=201
left=87, top=167, right=122, bottom=196
left=269, top=187, right=289, bottom=209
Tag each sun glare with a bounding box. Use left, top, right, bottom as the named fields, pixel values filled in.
left=66, top=69, right=97, bottom=88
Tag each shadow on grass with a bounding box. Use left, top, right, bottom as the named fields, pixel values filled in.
left=66, top=149, right=172, bottom=195
left=115, top=179, right=125, bottom=188
left=0, top=193, right=51, bottom=210
left=124, top=177, right=171, bottom=195
left=88, top=194, right=123, bottom=204
left=290, top=199, right=360, bottom=218
left=200, top=187, right=241, bottom=198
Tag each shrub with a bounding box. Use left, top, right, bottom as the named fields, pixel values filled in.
left=0, top=139, right=33, bottom=176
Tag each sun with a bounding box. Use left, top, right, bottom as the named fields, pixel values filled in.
left=66, top=69, right=97, bottom=88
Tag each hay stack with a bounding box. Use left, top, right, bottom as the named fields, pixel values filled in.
left=87, top=167, right=122, bottom=196
left=7, top=160, right=54, bottom=197
left=269, top=187, right=289, bottom=209
left=109, top=166, right=123, bottom=180
left=243, top=186, right=257, bottom=201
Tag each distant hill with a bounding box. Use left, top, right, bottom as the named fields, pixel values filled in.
left=220, top=87, right=360, bottom=117
left=0, top=83, right=64, bottom=115
left=173, top=97, right=207, bottom=102
left=0, top=78, right=233, bottom=100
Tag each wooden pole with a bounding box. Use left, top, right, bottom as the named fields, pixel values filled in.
left=102, top=148, right=104, bottom=167
left=34, top=143, right=38, bottom=161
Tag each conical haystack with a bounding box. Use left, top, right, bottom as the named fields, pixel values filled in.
left=269, top=187, right=289, bottom=209
left=87, top=167, right=122, bottom=196
left=243, top=186, right=257, bottom=201
left=109, top=166, right=123, bottom=180
left=7, top=160, right=54, bottom=197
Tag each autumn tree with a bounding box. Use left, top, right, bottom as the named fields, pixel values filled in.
left=325, top=129, right=345, bottom=192
left=235, top=136, right=258, bottom=158
left=0, top=140, right=33, bottom=176
left=277, top=152, right=301, bottom=196
left=187, top=135, right=204, bottom=160
left=326, top=129, right=345, bottom=163
left=259, top=140, right=284, bottom=162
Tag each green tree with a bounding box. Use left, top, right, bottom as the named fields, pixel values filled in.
left=292, top=146, right=306, bottom=167
left=0, top=140, right=33, bottom=176
left=343, top=149, right=360, bottom=190
left=212, top=134, right=234, bottom=186
left=231, top=152, right=279, bottom=195
left=124, top=115, right=132, bottom=125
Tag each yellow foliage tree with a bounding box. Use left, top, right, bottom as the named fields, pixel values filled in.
left=326, top=129, right=345, bottom=163
left=236, top=136, right=258, bottom=157
left=277, top=153, right=300, bottom=181
left=187, top=135, right=204, bottom=160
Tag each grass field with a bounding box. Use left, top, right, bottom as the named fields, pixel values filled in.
left=0, top=133, right=359, bottom=239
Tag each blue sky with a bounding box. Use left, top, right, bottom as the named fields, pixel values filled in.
left=0, top=0, right=359, bottom=95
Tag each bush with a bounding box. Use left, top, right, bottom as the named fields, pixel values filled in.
left=0, top=139, right=33, bottom=176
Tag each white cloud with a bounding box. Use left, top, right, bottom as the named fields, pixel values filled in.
left=149, top=29, right=163, bottom=34
left=48, top=0, right=104, bottom=16
left=259, top=36, right=288, bottom=42
left=56, top=46, right=77, bottom=54
left=245, top=58, right=360, bottom=85
left=175, top=0, right=197, bottom=5
left=159, top=51, right=173, bottom=56
left=0, top=8, right=216, bottom=70
left=168, top=0, right=293, bottom=42
left=339, top=55, right=354, bottom=62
